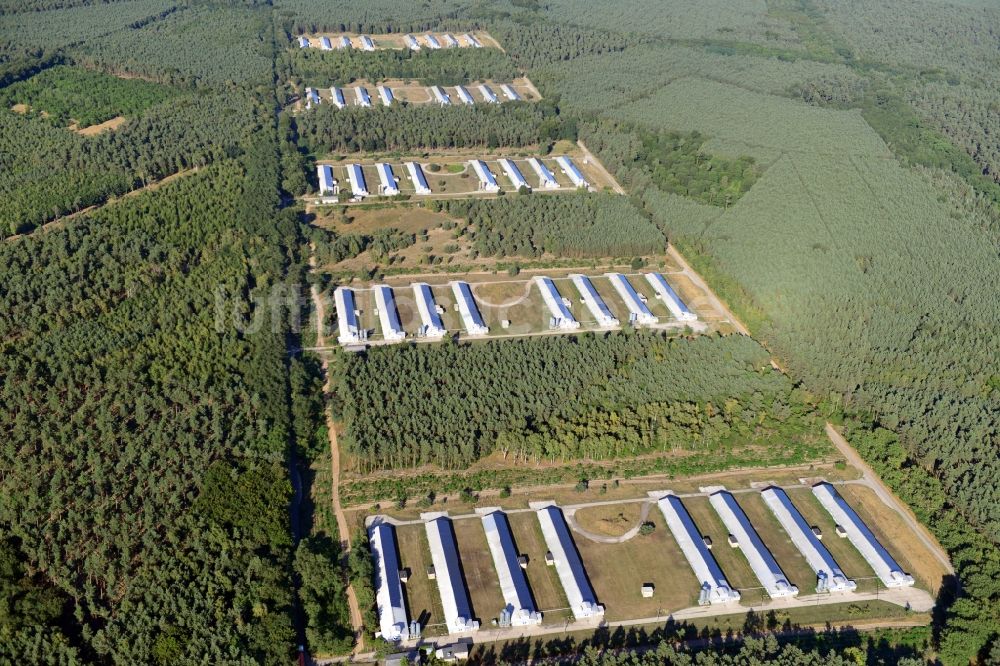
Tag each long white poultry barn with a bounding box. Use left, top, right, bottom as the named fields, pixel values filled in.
left=404, top=34, right=421, bottom=50
left=450, top=281, right=489, bottom=335
left=424, top=515, right=480, bottom=634
left=412, top=283, right=447, bottom=338
left=455, top=85, right=475, bottom=105
left=355, top=86, right=372, bottom=107
left=481, top=510, right=542, bottom=626
left=405, top=161, right=431, bottom=195
left=709, top=490, right=799, bottom=598
left=463, top=33, right=483, bottom=48
left=605, top=273, right=657, bottom=325
left=316, top=164, right=336, bottom=196
left=431, top=85, right=451, bottom=106
left=297, top=36, right=310, bottom=48
left=812, top=483, right=915, bottom=588
left=535, top=276, right=580, bottom=330
left=373, top=285, right=406, bottom=341
left=304, top=87, right=320, bottom=108
left=498, top=158, right=529, bottom=190
left=527, top=157, right=559, bottom=189
left=443, top=33, right=459, bottom=48
left=479, top=84, right=499, bottom=104
left=424, top=33, right=442, bottom=49
left=369, top=522, right=409, bottom=641
left=376, top=163, right=399, bottom=195
left=644, top=272, right=696, bottom=321
left=320, top=36, right=333, bottom=50
left=500, top=83, right=521, bottom=101
left=761, top=487, right=857, bottom=593
left=360, top=34, right=376, bottom=51
left=555, top=155, right=589, bottom=189
left=470, top=160, right=500, bottom=192
left=331, top=86, right=347, bottom=109
left=571, top=274, right=619, bottom=328
left=377, top=84, right=394, bottom=106
left=657, top=494, right=741, bottom=605
left=347, top=163, right=368, bottom=198
left=338, top=35, right=351, bottom=49
left=334, top=287, right=362, bottom=345
left=536, top=505, right=604, bottom=620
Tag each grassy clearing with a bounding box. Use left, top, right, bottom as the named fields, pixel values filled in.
left=395, top=523, right=446, bottom=636
left=735, top=492, right=818, bottom=594
left=573, top=503, right=643, bottom=537
left=506, top=512, right=573, bottom=622
left=453, top=518, right=507, bottom=624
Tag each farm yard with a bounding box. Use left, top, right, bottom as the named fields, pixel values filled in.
left=297, top=77, right=539, bottom=112
left=295, top=30, right=501, bottom=51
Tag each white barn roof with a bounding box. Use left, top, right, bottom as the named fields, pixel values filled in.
left=455, top=85, right=475, bottom=105
left=431, top=85, right=451, bottom=106
left=424, top=33, right=442, bottom=49
left=463, top=33, right=482, bottom=48
left=316, top=164, right=336, bottom=195
left=355, top=86, right=372, bottom=107
left=338, top=35, right=351, bottom=49
left=369, top=521, right=409, bottom=641
left=644, top=272, right=696, bottom=321
left=571, top=274, right=619, bottom=328
left=334, top=287, right=362, bottom=344
left=527, top=157, right=559, bottom=189
left=709, top=490, right=798, bottom=598
left=443, top=33, right=459, bottom=48
left=377, top=85, right=394, bottom=106
left=656, top=494, right=740, bottom=604
left=500, top=83, right=521, bottom=101
left=405, top=161, right=431, bottom=195
left=498, top=158, right=529, bottom=190
left=478, top=84, right=499, bottom=104
left=412, top=283, right=446, bottom=338
left=535, top=276, right=579, bottom=330
left=297, top=36, right=310, bottom=48
left=376, top=162, right=399, bottom=196
left=450, top=281, right=488, bottom=335
left=404, top=34, right=421, bottom=50
left=320, top=36, right=333, bottom=50
left=469, top=160, right=499, bottom=192
left=424, top=515, right=480, bottom=634
left=373, top=285, right=405, bottom=341
left=481, top=510, right=541, bottom=626
left=331, top=87, right=346, bottom=109
left=305, top=87, right=320, bottom=108
left=605, top=273, right=657, bottom=325
left=360, top=34, right=376, bottom=51
left=812, top=483, right=915, bottom=588
left=535, top=505, right=604, bottom=619
left=347, top=163, right=368, bottom=198
left=555, top=155, right=589, bottom=189
left=761, top=487, right=856, bottom=593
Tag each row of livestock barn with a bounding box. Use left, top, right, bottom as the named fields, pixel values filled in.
left=369, top=483, right=914, bottom=641
left=302, top=83, right=521, bottom=110
left=333, top=272, right=696, bottom=345
left=298, top=32, right=483, bottom=51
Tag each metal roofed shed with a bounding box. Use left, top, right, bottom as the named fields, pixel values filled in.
left=424, top=33, right=442, bottom=49
left=355, top=86, right=372, bottom=107
left=535, top=505, right=604, bottom=620
left=657, top=494, right=740, bottom=605
left=555, top=155, right=590, bottom=189
left=450, top=281, right=489, bottom=335
left=431, top=85, right=451, bottom=106
left=481, top=510, right=542, bottom=626
left=571, top=274, right=619, bottom=328
left=455, top=85, right=475, bottom=105
left=527, top=157, right=559, bottom=189
left=369, top=521, right=409, bottom=641
left=404, top=34, right=421, bottom=50
left=709, top=490, right=799, bottom=598
left=605, top=273, right=657, bottom=325
left=500, top=83, right=521, bottom=101
left=424, top=514, right=481, bottom=634
left=498, top=158, right=530, bottom=191
left=443, top=33, right=459, bottom=48
left=463, top=33, right=483, bottom=48
left=412, top=283, right=447, bottom=338
left=346, top=163, right=369, bottom=198
left=470, top=160, right=500, bottom=192
left=373, top=285, right=406, bottom=341
left=331, top=87, right=346, bottom=109
left=338, top=35, right=351, bottom=49
left=360, top=34, right=376, bottom=50
left=479, top=84, right=499, bottom=104
left=535, top=276, right=580, bottom=330
left=377, top=85, right=394, bottom=106
left=761, top=487, right=857, bottom=593
left=316, top=164, right=336, bottom=196
left=406, top=161, right=431, bottom=195
left=812, top=483, right=915, bottom=588
left=304, top=87, right=320, bottom=109
left=334, top=287, right=363, bottom=345
left=320, top=36, right=333, bottom=50
left=376, top=162, right=399, bottom=196
left=644, top=272, right=697, bottom=321
left=297, top=35, right=310, bottom=48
